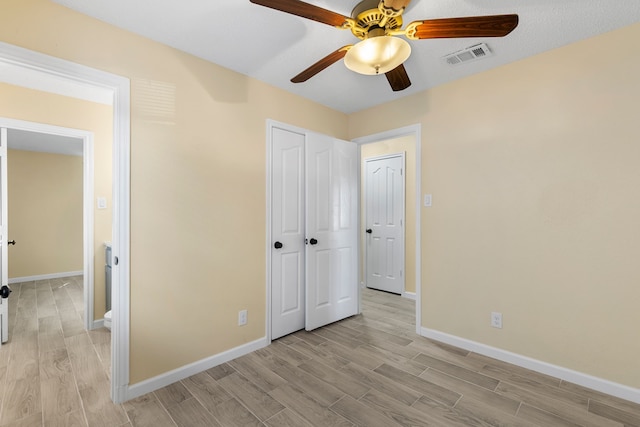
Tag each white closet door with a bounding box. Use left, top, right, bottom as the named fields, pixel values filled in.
left=305, top=132, right=358, bottom=331
left=271, top=127, right=306, bottom=339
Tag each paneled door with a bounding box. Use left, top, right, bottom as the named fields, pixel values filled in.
left=270, top=125, right=358, bottom=338
left=0, top=128, right=11, bottom=344
left=271, top=127, right=306, bottom=339
left=365, top=154, right=405, bottom=294
left=305, top=132, right=358, bottom=331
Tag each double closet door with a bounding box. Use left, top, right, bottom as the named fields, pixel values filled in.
left=271, top=125, right=358, bottom=340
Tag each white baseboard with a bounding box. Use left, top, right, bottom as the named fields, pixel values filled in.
left=421, top=328, right=640, bottom=404
left=402, top=291, right=416, bottom=300
left=124, top=337, right=269, bottom=402
left=8, top=271, right=83, bottom=284
left=92, top=319, right=105, bottom=330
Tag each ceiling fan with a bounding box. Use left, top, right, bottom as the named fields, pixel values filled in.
left=250, top=0, right=519, bottom=91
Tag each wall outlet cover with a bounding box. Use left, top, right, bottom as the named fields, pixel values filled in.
left=238, top=309, right=248, bottom=326
left=491, top=312, right=503, bottom=329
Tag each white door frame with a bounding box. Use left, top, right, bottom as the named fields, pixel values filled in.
left=1, top=119, right=95, bottom=328
left=352, top=125, right=421, bottom=335
left=0, top=42, right=132, bottom=403
left=363, top=152, right=406, bottom=295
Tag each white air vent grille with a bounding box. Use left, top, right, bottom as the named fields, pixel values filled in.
left=443, top=43, right=493, bottom=66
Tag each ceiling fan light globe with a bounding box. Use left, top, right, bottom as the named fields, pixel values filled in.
left=344, top=36, right=411, bottom=75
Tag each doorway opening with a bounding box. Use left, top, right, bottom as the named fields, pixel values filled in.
left=0, top=41, right=131, bottom=403
left=2, top=123, right=97, bottom=330
left=353, top=125, right=422, bottom=335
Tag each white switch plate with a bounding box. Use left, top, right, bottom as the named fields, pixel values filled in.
left=97, top=197, right=107, bottom=209
left=424, top=194, right=432, bottom=207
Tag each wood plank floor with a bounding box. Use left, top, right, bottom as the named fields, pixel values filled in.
left=1, top=278, right=639, bottom=426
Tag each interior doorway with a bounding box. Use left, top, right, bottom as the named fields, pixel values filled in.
left=353, top=125, right=422, bottom=335
left=2, top=123, right=97, bottom=330
left=0, top=41, right=131, bottom=403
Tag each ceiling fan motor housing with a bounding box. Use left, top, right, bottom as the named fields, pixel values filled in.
left=349, top=0, right=403, bottom=40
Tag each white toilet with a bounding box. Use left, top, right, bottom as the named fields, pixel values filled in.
left=104, top=310, right=112, bottom=330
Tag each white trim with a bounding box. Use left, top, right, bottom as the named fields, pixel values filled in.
left=8, top=271, right=83, bottom=284
left=0, top=42, right=132, bottom=404
left=1, top=128, right=7, bottom=344
left=0, top=59, right=113, bottom=106
left=352, top=124, right=422, bottom=334
left=125, top=337, right=269, bottom=402
left=402, top=291, right=416, bottom=300
left=421, top=328, right=640, bottom=404
left=110, top=55, right=132, bottom=406
left=265, top=121, right=273, bottom=343
left=93, top=318, right=105, bottom=329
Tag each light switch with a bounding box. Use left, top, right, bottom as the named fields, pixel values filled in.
left=97, top=197, right=107, bottom=209
left=424, top=194, right=432, bottom=207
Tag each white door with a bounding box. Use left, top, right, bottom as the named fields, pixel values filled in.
left=305, top=132, right=358, bottom=331
left=365, top=154, right=405, bottom=294
left=0, top=128, right=10, bottom=344
left=271, top=127, right=306, bottom=339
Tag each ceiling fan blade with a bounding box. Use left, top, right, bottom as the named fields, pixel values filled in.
left=249, top=0, right=349, bottom=27
left=407, top=14, right=518, bottom=39
left=291, top=47, right=350, bottom=83
left=385, top=64, right=411, bottom=91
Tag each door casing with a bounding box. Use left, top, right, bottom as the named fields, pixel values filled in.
left=353, top=125, right=422, bottom=335
left=0, top=41, right=132, bottom=403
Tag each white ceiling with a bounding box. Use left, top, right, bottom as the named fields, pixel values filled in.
left=7, top=129, right=83, bottom=156
left=51, top=0, right=640, bottom=113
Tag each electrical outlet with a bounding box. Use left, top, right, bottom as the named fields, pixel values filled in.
left=491, top=312, right=503, bottom=329
left=238, top=309, right=247, bottom=326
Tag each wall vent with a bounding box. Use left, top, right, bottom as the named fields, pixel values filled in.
left=443, top=43, right=493, bottom=66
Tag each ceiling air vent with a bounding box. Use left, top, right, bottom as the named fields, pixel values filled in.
left=443, top=43, right=493, bottom=66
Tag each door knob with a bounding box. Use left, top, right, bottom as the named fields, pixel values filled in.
left=8, top=240, right=15, bottom=245
left=274, top=241, right=283, bottom=249
left=309, top=238, right=318, bottom=245
left=366, top=229, right=372, bottom=234
left=0, top=285, right=11, bottom=299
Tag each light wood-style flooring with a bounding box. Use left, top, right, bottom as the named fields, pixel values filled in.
left=1, top=277, right=639, bottom=426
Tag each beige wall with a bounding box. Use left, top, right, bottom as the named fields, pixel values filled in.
left=350, top=23, right=640, bottom=388
left=8, top=149, right=83, bottom=278
left=360, top=136, right=416, bottom=294
left=0, top=83, right=113, bottom=322
left=0, top=0, right=348, bottom=384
